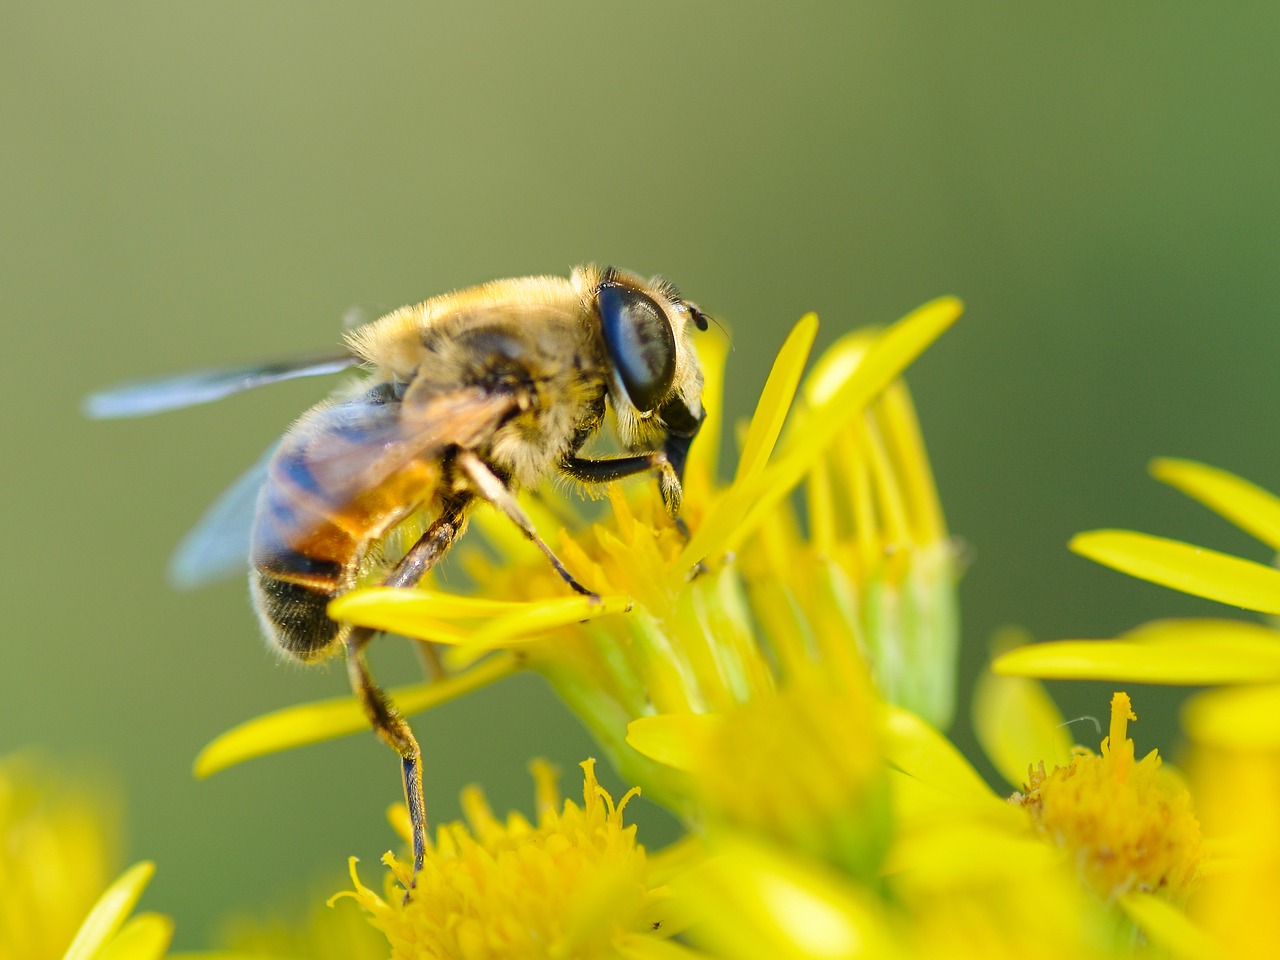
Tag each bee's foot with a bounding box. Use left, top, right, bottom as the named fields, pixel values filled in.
left=401, top=875, right=418, bottom=906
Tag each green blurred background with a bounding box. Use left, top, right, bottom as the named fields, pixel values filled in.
left=4, top=2, right=1278, bottom=946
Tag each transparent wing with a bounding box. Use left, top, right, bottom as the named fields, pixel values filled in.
left=250, top=387, right=522, bottom=566
left=168, top=440, right=278, bottom=590
left=83, top=352, right=358, bottom=419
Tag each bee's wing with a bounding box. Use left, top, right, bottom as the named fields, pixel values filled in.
left=168, top=440, right=279, bottom=589
left=253, top=387, right=521, bottom=563
left=83, top=352, right=358, bottom=419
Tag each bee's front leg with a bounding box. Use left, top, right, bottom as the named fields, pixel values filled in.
left=559, top=451, right=682, bottom=517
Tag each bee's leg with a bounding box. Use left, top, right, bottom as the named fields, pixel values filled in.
left=561, top=452, right=703, bottom=576
left=383, top=496, right=470, bottom=589
left=413, top=638, right=446, bottom=681
left=559, top=452, right=669, bottom=483
left=457, top=450, right=597, bottom=598
left=344, top=498, right=470, bottom=900
left=344, top=625, right=427, bottom=900
left=560, top=452, right=683, bottom=517
left=386, top=497, right=472, bottom=681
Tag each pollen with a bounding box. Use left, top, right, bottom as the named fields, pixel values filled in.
left=334, top=759, right=674, bottom=960
left=1014, top=692, right=1203, bottom=901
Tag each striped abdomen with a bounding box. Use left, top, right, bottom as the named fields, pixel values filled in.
left=249, top=397, right=438, bottom=661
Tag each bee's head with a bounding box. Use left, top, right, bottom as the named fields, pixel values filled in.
left=574, top=265, right=708, bottom=486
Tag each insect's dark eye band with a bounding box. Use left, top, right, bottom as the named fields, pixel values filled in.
left=659, top=395, right=702, bottom=438
left=659, top=398, right=705, bottom=483
left=598, top=283, right=677, bottom=413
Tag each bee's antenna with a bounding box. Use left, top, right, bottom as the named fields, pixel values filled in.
left=704, top=311, right=733, bottom=349
left=1058, top=715, right=1103, bottom=737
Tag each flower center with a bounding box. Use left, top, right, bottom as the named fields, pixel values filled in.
left=1014, top=692, right=1203, bottom=901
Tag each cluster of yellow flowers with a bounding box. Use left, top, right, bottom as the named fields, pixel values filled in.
left=8, top=299, right=1280, bottom=958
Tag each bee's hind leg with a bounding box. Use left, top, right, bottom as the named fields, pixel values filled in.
left=345, top=626, right=427, bottom=900
left=383, top=495, right=471, bottom=590
left=344, top=498, right=471, bottom=902
left=457, top=450, right=597, bottom=598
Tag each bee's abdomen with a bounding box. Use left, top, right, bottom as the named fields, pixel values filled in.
left=248, top=404, right=370, bottom=662
left=252, top=443, right=361, bottom=574
left=251, top=568, right=346, bottom=662
left=249, top=454, right=358, bottom=662
left=247, top=393, right=424, bottom=662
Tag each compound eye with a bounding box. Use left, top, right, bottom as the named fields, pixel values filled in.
left=598, top=283, right=676, bottom=413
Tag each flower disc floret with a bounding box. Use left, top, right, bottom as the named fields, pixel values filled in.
left=1014, top=693, right=1203, bottom=901
left=336, top=759, right=677, bottom=960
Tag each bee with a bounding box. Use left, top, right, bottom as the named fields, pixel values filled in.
left=86, top=264, right=709, bottom=885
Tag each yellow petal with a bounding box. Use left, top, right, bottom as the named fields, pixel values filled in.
left=993, top=619, right=1280, bottom=684
left=880, top=706, right=994, bottom=802
left=674, top=297, right=960, bottom=578
left=676, top=834, right=897, bottom=960
left=63, top=861, right=155, bottom=960
left=888, top=769, right=1028, bottom=846
left=776, top=296, right=961, bottom=474
left=671, top=314, right=817, bottom=578
left=800, top=329, right=874, bottom=407
left=1118, top=891, right=1214, bottom=960
left=1183, top=683, right=1280, bottom=749
left=1071, top=529, right=1280, bottom=614
left=973, top=670, right=1072, bottom=789
left=1152, top=457, right=1280, bottom=553
left=97, top=914, right=174, bottom=960
left=733, top=312, right=818, bottom=487
left=332, top=589, right=631, bottom=658
left=445, top=594, right=633, bottom=663
left=1125, top=617, right=1280, bottom=646
left=647, top=835, right=707, bottom=886
left=627, top=713, right=725, bottom=771
left=194, top=653, right=518, bottom=777
left=330, top=587, right=536, bottom=635
left=688, top=327, right=732, bottom=484
left=886, top=819, right=1059, bottom=887
left=879, top=382, right=947, bottom=544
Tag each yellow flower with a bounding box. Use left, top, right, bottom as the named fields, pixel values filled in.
left=672, top=834, right=900, bottom=960
left=177, top=297, right=978, bottom=957
left=334, top=758, right=695, bottom=960
left=1182, top=686, right=1280, bottom=960
left=0, top=755, right=119, bottom=960
left=190, top=298, right=962, bottom=792
left=891, top=673, right=1204, bottom=954
left=62, top=861, right=173, bottom=960
left=987, top=458, right=1280, bottom=956
left=672, top=822, right=1136, bottom=960
left=893, top=801, right=1139, bottom=960
left=1013, top=691, right=1203, bottom=903
left=0, top=755, right=172, bottom=960
left=629, top=665, right=890, bottom=882
left=647, top=673, right=1075, bottom=957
